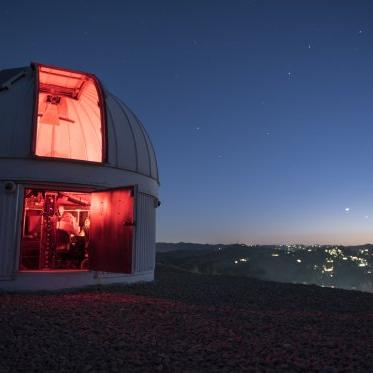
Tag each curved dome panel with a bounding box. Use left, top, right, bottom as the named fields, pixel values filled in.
left=104, top=93, right=159, bottom=180
left=0, top=64, right=159, bottom=183
left=0, top=67, right=35, bottom=158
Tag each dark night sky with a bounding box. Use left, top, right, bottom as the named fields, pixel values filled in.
left=2, top=1, right=373, bottom=245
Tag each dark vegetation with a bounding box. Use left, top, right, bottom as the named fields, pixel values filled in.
left=157, top=243, right=373, bottom=293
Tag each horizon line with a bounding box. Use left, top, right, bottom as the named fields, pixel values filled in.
left=156, top=241, right=373, bottom=247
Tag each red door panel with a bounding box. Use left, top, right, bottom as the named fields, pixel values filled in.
left=89, top=187, right=134, bottom=273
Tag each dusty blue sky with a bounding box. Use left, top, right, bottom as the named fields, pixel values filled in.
left=2, top=1, right=373, bottom=244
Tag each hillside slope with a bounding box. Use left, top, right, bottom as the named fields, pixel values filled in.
left=0, top=265, right=372, bottom=372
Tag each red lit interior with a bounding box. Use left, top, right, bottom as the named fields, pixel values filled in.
left=34, top=65, right=104, bottom=162
left=20, top=187, right=134, bottom=272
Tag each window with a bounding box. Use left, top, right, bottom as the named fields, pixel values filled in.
left=34, top=64, right=105, bottom=162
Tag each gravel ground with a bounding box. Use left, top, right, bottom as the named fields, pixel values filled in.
left=0, top=265, right=372, bottom=372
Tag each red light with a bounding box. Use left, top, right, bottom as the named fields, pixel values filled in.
left=34, top=65, right=104, bottom=162
left=20, top=187, right=134, bottom=273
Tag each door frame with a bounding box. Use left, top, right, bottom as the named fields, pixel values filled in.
left=17, top=182, right=137, bottom=274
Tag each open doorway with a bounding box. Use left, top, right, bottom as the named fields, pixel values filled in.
left=20, top=187, right=134, bottom=272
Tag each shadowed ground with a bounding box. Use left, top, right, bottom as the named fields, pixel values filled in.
left=0, top=265, right=372, bottom=372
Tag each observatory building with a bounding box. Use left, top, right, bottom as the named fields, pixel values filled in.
left=0, top=63, right=159, bottom=290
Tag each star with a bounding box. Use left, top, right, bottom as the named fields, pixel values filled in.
left=307, top=43, right=311, bottom=49
left=265, top=131, right=271, bottom=136
left=358, top=29, right=364, bottom=35
left=195, top=127, right=200, bottom=131
left=345, top=207, right=350, bottom=212
left=217, top=154, right=223, bottom=159
left=365, top=215, right=369, bottom=219
left=287, top=72, right=292, bottom=79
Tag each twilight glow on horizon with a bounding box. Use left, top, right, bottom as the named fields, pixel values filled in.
left=2, top=1, right=373, bottom=245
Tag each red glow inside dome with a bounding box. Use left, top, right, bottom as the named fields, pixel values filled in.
left=34, top=65, right=105, bottom=162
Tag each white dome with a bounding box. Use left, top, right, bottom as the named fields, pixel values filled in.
left=0, top=63, right=159, bottom=290
left=0, top=64, right=159, bottom=184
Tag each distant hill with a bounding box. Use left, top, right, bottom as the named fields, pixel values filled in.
left=157, top=242, right=373, bottom=252
left=156, top=242, right=276, bottom=252
left=156, top=242, right=224, bottom=252
left=156, top=243, right=373, bottom=293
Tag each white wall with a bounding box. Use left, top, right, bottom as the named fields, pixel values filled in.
left=134, top=193, right=156, bottom=273
left=0, top=182, right=22, bottom=279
